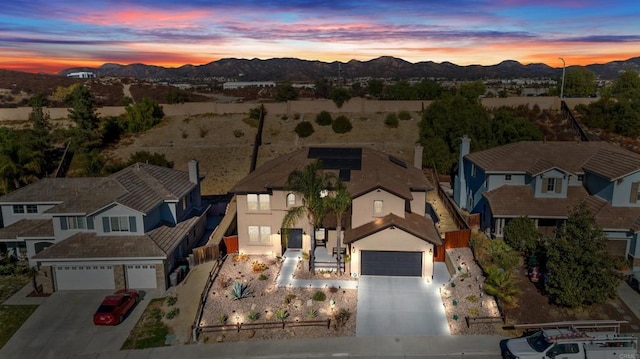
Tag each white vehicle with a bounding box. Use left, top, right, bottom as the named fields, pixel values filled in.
left=501, top=320, right=638, bottom=359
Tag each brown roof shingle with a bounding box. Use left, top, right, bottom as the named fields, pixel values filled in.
left=483, top=185, right=590, bottom=218
left=0, top=178, right=103, bottom=204
left=31, top=232, right=166, bottom=259
left=344, top=212, right=442, bottom=246
left=466, top=141, right=640, bottom=179
left=231, top=147, right=432, bottom=200
left=0, top=219, right=54, bottom=239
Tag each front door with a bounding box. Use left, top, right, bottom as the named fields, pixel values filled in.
left=287, top=228, right=303, bottom=249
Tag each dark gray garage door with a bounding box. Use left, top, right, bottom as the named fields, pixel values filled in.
left=360, top=250, right=422, bottom=276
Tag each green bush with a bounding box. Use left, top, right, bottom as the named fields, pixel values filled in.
left=165, top=307, right=179, bottom=319
left=294, top=121, right=314, bottom=138
left=258, top=273, right=268, bottom=281
left=312, top=291, right=326, bottom=301
left=306, top=308, right=318, bottom=318
left=248, top=310, right=259, bottom=321
left=398, top=110, right=412, bottom=121
left=166, top=296, right=178, bottom=306
left=332, top=115, right=352, bottom=134
left=275, top=308, right=289, bottom=321
left=384, top=113, right=399, bottom=128
left=284, top=293, right=296, bottom=304
left=218, top=313, right=228, bottom=324
left=315, top=111, right=333, bottom=126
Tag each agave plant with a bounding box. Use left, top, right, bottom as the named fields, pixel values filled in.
left=229, top=281, right=253, bottom=300
left=248, top=310, right=260, bottom=321
left=275, top=308, right=289, bottom=321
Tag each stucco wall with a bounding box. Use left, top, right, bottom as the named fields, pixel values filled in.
left=349, top=227, right=434, bottom=280
left=351, top=189, right=405, bottom=228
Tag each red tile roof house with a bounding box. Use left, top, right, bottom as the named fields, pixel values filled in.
left=0, top=161, right=209, bottom=292
left=229, top=146, right=442, bottom=279
left=453, top=137, right=640, bottom=271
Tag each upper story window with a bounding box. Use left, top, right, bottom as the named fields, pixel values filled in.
left=286, top=193, right=296, bottom=207
left=577, top=174, right=584, bottom=182
left=547, top=178, right=556, bottom=192
left=109, top=216, right=130, bottom=232
left=12, top=204, right=38, bottom=214
left=248, top=225, right=271, bottom=243
left=373, top=200, right=384, bottom=216
left=247, top=194, right=270, bottom=211
left=66, top=216, right=86, bottom=230
left=505, top=174, right=512, bottom=181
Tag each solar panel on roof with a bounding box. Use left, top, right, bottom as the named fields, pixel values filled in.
left=308, top=147, right=362, bottom=170
left=339, top=169, right=351, bottom=181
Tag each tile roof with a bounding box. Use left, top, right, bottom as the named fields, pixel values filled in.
left=231, top=146, right=432, bottom=200
left=45, top=163, right=196, bottom=215
left=344, top=212, right=442, bottom=246
left=32, top=206, right=208, bottom=260
left=483, top=185, right=590, bottom=218
left=0, top=219, right=54, bottom=239
left=466, top=141, right=640, bottom=179
left=0, top=178, right=103, bottom=203
left=583, top=196, right=640, bottom=231
left=31, top=232, right=166, bottom=259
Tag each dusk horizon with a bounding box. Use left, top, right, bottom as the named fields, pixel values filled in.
left=1, top=0, right=639, bottom=74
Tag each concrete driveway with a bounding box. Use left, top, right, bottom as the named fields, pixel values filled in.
left=356, top=276, right=450, bottom=337
left=0, top=290, right=155, bottom=359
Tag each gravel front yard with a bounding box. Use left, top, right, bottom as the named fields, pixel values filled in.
left=200, top=254, right=357, bottom=343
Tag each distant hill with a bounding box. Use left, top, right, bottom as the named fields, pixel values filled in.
left=56, top=56, right=640, bottom=81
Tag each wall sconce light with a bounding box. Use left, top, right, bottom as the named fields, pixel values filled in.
left=351, top=246, right=356, bottom=253
left=277, top=230, right=281, bottom=235
left=390, top=225, right=396, bottom=230
left=303, top=231, right=307, bottom=235
left=429, top=248, right=433, bottom=254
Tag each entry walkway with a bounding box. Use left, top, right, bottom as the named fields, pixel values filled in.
left=276, top=249, right=357, bottom=289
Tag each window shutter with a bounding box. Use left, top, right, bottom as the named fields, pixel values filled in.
left=631, top=182, right=639, bottom=203
left=541, top=178, right=549, bottom=193
left=129, top=216, right=137, bottom=232
left=555, top=179, right=562, bottom=193
left=87, top=217, right=94, bottom=230
left=60, top=217, right=67, bottom=230
left=102, top=217, right=110, bottom=233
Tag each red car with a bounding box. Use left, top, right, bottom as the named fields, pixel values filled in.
left=93, top=289, right=139, bottom=325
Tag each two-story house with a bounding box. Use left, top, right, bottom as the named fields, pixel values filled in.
left=230, top=146, right=442, bottom=279
left=454, top=137, right=640, bottom=270
left=0, top=160, right=208, bottom=292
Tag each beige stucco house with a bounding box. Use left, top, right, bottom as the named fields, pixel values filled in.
left=230, top=146, right=442, bottom=279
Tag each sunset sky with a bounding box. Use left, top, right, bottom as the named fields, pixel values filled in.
left=1, top=0, right=639, bottom=74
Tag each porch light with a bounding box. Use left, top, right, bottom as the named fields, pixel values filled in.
left=429, top=248, right=433, bottom=254
left=351, top=247, right=356, bottom=253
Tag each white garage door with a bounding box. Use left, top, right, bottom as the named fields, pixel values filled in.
left=126, top=265, right=157, bottom=289
left=55, top=265, right=115, bottom=290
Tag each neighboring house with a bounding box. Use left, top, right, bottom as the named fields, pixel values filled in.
left=453, top=137, right=640, bottom=269
left=0, top=160, right=208, bottom=292
left=230, top=146, right=442, bottom=279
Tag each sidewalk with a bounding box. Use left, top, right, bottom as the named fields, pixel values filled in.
left=276, top=249, right=358, bottom=289
left=2, top=282, right=49, bottom=305
left=618, top=281, right=640, bottom=331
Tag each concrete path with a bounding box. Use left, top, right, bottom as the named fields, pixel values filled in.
left=276, top=249, right=358, bottom=289
left=356, top=276, right=450, bottom=337
left=618, top=280, right=640, bottom=331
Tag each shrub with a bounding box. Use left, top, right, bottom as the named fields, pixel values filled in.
left=165, top=307, right=180, bottom=319
left=166, top=296, right=178, bottom=306
left=258, top=273, right=268, bottom=281
left=315, top=111, right=333, bottom=126
left=248, top=310, right=259, bottom=321
left=284, top=293, right=297, bottom=304
left=218, top=274, right=233, bottom=288
left=230, top=281, right=253, bottom=300
left=281, top=114, right=288, bottom=121
left=302, top=251, right=310, bottom=260
left=218, top=313, right=228, bottom=324
left=328, top=286, right=339, bottom=293
left=249, top=105, right=266, bottom=120
left=466, top=295, right=478, bottom=303
left=384, top=113, right=399, bottom=128
left=398, top=110, right=412, bottom=121
left=293, top=113, right=301, bottom=120
left=313, top=291, right=326, bottom=301
left=334, top=308, right=351, bottom=330
left=306, top=309, right=318, bottom=319
left=251, top=261, right=268, bottom=273
left=294, top=121, right=314, bottom=138
left=469, top=308, right=480, bottom=316
left=233, top=129, right=245, bottom=138
left=332, top=115, right=352, bottom=134
left=198, top=126, right=209, bottom=138
left=275, top=308, right=289, bottom=321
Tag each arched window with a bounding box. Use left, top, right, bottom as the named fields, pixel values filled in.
left=286, top=193, right=296, bottom=207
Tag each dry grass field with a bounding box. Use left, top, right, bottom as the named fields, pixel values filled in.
left=108, top=111, right=422, bottom=195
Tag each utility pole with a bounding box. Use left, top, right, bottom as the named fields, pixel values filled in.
left=559, top=57, right=566, bottom=99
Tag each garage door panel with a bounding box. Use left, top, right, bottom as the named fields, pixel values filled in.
left=126, top=265, right=157, bottom=289
left=361, top=251, right=422, bottom=277
left=55, top=265, right=115, bottom=290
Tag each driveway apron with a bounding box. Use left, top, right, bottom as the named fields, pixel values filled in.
left=356, top=276, right=450, bottom=337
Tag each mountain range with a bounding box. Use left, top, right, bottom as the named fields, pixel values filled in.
left=59, top=56, right=640, bottom=82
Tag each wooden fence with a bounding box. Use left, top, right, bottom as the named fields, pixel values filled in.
left=432, top=167, right=470, bottom=231
left=198, top=319, right=331, bottom=334
left=191, top=244, right=219, bottom=266
left=192, top=255, right=227, bottom=342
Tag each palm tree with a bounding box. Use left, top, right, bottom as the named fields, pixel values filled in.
left=326, top=181, right=351, bottom=274
left=282, top=160, right=335, bottom=271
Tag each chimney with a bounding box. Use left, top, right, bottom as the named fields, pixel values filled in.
left=414, top=144, right=424, bottom=169
left=460, top=135, right=471, bottom=158
left=188, top=160, right=200, bottom=184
